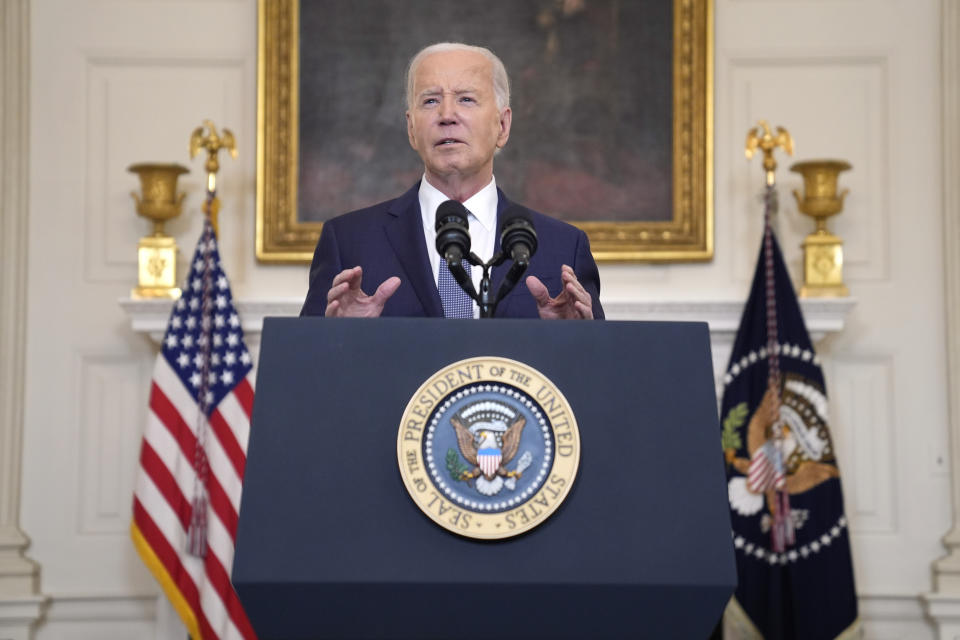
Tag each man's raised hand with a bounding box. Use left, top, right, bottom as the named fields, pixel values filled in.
left=525, top=265, right=593, bottom=320
left=325, top=266, right=401, bottom=318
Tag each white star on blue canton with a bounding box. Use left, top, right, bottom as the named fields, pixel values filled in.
left=165, top=334, right=178, bottom=349
left=193, top=353, right=206, bottom=368
left=177, top=353, right=190, bottom=369
left=217, top=275, right=228, bottom=290
left=191, top=278, right=202, bottom=292
left=240, top=351, right=251, bottom=365
left=208, top=372, right=217, bottom=386
left=182, top=334, right=194, bottom=349
left=229, top=313, right=239, bottom=328
left=205, top=390, right=214, bottom=405
left=211, top=353, right=221, bottom=366
left=215, top=314, right=225, bottom=328
left=214, top=334, right=223, bottom=347
left=226, top=333, right=239, bottom=347
left=176, top=298, right=186, bottom=311
left=186, top=316, right=197, bottom=330
left=215, top=295, right=227, bottom=309
left=224, top=351, right=236, bottom=366
left=171, top=315, right=182, bottom=329
left=221, top=371, right=234, bottom=385
left=189, top=298, right=200, bottom=311
left=194, top=257, right=204, bottom=270
left=189, top=372, right=201, bottom=387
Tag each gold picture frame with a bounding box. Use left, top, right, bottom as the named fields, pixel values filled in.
left=256, top=0, right=713, bottom=263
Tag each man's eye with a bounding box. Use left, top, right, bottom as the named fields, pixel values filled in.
left=460, top=96, right=475, bottom=103
left=423, top=98, right=438, bottom=105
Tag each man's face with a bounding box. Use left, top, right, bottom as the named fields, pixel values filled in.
left=406, top=50, right=512, bottom=186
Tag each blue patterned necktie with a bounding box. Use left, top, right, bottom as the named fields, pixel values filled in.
left=438, top=257, right=474, bottom=318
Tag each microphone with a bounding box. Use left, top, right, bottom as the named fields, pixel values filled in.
left=435, top=200, right=477, bottom=300
left=495, top=206, right=538, bottom=304
left=435, top=200, right=471, bottom=264
left=499, top=205, right=538, bottom=266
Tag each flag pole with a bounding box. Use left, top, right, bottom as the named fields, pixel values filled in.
left=185, top=121, right=238, bottom=557
left=745, top=121, right=795, bottom=552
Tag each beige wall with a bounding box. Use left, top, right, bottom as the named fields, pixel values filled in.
left=1, top=0, right=952, bottom=637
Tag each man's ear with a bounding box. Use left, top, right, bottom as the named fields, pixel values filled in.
left=496, top=107, right=513, bottom=149
left=406, top=111, right=417, bottom=150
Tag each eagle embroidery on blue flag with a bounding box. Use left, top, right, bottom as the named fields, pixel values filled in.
left=720, top=199, right=859, bottom=639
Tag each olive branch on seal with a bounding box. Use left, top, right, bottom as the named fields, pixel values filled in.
left=446, top=448, right=471, bottom=485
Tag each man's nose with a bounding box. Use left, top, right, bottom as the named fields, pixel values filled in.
left=438, top=97, right=457, bottom=122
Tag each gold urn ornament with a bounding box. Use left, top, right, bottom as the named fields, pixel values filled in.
left=790, top=159, right=852, bottom=297
left=128, top=163, right=189, bottom=299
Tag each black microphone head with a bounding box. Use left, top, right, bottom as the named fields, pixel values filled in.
left=500, top=205, right=538, bottom=262
left=435, top=200, right=471, bottom=259
left=435, top=200, right=469, bottom=231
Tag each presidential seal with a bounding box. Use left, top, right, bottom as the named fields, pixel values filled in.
left=397, top=357, right=580, bottom=539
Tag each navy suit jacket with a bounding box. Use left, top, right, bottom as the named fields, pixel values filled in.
left=300, top=183, right=604, bottom=319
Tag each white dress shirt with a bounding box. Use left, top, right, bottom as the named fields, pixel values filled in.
left=418, top=175, right=499, bottom=318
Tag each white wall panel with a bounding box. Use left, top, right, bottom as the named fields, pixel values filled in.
left=78, top=354, right=147, bottom=535
left=830, top=355, right=897, bottom=534
left=727, top=54, right=889, bottom=284
left=84, top=57, right=246, bottom=283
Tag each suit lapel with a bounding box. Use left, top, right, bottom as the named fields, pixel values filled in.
left=384, top=183, right=444, bottom=317
left=490, top=189, right=510, bottom=309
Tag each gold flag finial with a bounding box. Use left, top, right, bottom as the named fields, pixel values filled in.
left=745, top=120, right=794, bottom=186
left=189, top=120, right=237, bottom=234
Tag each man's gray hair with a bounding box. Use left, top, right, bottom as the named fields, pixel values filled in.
left=405, top=42, right=511, bottom=111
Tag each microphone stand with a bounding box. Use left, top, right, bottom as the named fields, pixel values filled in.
left=460, top=251, right=528, bottom=318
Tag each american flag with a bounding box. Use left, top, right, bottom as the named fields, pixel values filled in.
left=746, top=440, right=785, bottom=494
left=131, top=219, right=257, bottom=640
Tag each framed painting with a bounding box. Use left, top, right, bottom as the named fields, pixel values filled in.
left=256, top=0, right=712, bottom=263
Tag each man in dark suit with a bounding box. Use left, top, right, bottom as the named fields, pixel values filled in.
left=301, top=42, right=603, bottom=320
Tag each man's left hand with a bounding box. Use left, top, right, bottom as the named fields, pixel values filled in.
left=526, top=265, right=594, bottom=320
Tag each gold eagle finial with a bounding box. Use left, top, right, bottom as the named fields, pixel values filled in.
left=745, top=120, right=794, bottom=186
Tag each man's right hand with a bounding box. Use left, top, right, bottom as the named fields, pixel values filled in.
left=325, top=266, right=401, bottom=317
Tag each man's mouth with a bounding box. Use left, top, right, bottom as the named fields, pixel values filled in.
left=436, top=138, right=464, bottom=146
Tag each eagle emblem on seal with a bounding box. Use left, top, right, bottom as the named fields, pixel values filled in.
left=450, top=401, right=529, bottom=496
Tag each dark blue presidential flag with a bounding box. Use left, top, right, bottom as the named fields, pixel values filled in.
left=720, top=223, right=859, bottom=639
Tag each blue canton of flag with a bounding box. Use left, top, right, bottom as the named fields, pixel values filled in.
left=720, top=232, right=859, bottom=640
left=163, top=228, right=253, bottom=407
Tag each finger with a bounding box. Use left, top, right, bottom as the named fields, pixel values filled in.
left=331, top=266, right=362, bottom=289
left=574, top=300, right=593, bottom=319
left=325, top=299, right=340, bottom=317
left=564, top=277, right=590, bottom=306
left=326, top=280, right=352, bottom=304
left=525, top=275, right=552, bottom=305
left=372, top=277, right=402, bottom=304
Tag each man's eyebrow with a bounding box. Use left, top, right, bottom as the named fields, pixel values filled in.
left=417, top=87, right=478, bottom=98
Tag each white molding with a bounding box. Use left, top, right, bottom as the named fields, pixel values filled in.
left=40, top=593, right=155, bottom=622
left=930, top=0, right=960, bottom=615
left=0, top=0, right=45, bottom=623
left=119, top=297, right=857, bottom=344
left=0, top=596, right=46, bottom=640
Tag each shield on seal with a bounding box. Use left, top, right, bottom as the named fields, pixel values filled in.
left=477, top=448, right=502, bottom=478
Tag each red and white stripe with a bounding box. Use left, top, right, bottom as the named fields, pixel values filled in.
left=747, top=444, right=785, bottom=494
left=133, top=355, right=257, bottom=640
left=478, top=452, right=501, bottom=478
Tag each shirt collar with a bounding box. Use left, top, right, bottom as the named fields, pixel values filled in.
left=418, top=175, right=498, bottom=232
